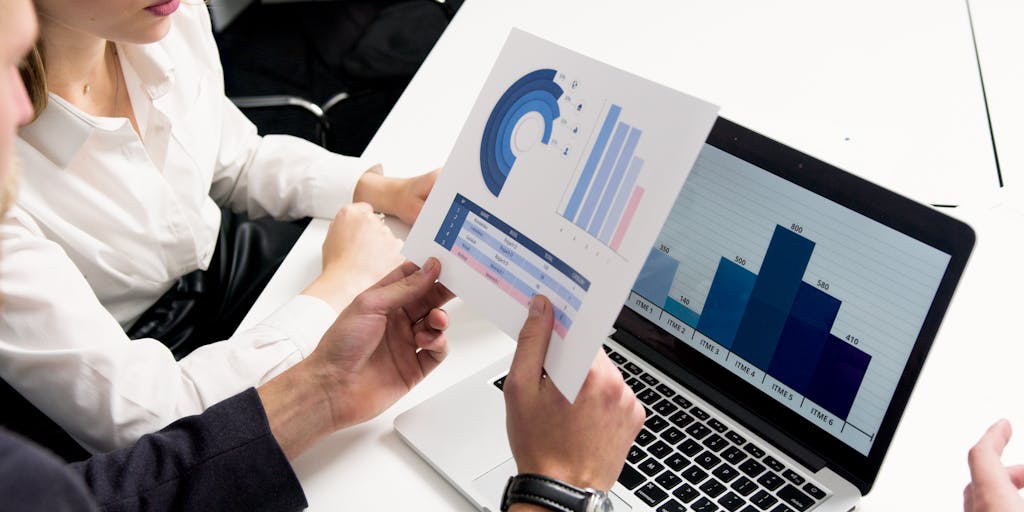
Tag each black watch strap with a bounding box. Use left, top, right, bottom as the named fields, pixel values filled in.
left=500, top=473, right=589, bottom=512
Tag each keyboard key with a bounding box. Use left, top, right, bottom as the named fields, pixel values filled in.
left=624, top=362, right=644, bottom=375
left=656, top=470, right=683, bottom=490
left=672, top=395, right=693, bottom=409
left=639, top=457, right=666, bottom=476
left=627, top=377, right=646, bottom=393
left=649, top=440, right=673, bottom=459
left=707, top=418, right=728, bottom=433
left=712, top=464, right=740, bottom=483
left=722, top=446, right=748, bottom=465
left=635, top=482, right=669, bottom=506
left=730, top=476, right=758, bottom=496
left=646, top=415, right=670, bottom=433
left=691, top=496, right=720, bottom=512
left=776, top=484, right=815, bottom=511
left=666, top=453, right=689, bottom=471
left=640, top=372, right=660, bottom=387
left=704, top=433, right=729, bottom=452
left=657, top=499, right=688, bottom=512
left=681, top=464, right=709, bottom=484
left=657, top=383, right=677, bottom=397
left=639, top=388, right=662, bottom=405
left=770, top=504, right=795, bottom=512
left=618, top=464, right=645, bottom=490
left=602, top=344, right=612, bottom=354
left=690, top=406, right=710, bottom=421
left=608, top=351, right=627, bottom=364
left=627, top=446, right=648, bottom=464
left=673, top=483, right=700, bottom=503
left=740, top=507, right=759, bottom=512
left=743, top=444, right=766, bottom=459
left=757, top=472, right=784, bottom=491
left=750, top=490, right=778, bottom=510
left=802, top=483, right=826, bottom=500
left=695, top=450, right=722, bottom=470
left=636, top=428, right=656, bottom=446
left=718, top=491, right=746, bottom=511
left=653, top=399, right=679, bottom=417
left=699, top=478, right=727, bottom=498
left=492, top=376, right=506, bottom=390
left=725, top=431, right=747, bottom=446
left=782, top=470, right=805, bottom=486
left=686, top=422, right=712, bottom=440
left=738, top=459, right=766, bottom=478
left=669, top=410, right=695, bottom=428
left=763, top=456, right=785, bottom=473
left=661, top=427, right=685, bottom=444
left=619, top=367, right=630, bottom=380
left=679, top=438, right=703, bottom=456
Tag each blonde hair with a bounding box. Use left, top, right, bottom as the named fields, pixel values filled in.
left=19, top=44, right=46, bottom=123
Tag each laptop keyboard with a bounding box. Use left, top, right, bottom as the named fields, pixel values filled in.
left=493, top=345, right=829, bottom=511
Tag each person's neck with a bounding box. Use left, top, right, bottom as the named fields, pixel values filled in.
left=39, top=15, right=117, bottom=117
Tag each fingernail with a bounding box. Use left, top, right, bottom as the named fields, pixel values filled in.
left=529, top=295, right=545, bottom=317
left=423, top=258, right=437, bottom=273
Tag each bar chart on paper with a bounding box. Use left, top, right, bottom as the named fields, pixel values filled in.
left=626, top=144, right=951, bottom=454
left=560, top=103, right=646, bottom=251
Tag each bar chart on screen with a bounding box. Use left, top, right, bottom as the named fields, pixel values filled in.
left=625, top=144, right=951, bottom=454
left=559, top=103, right=646, bottom=252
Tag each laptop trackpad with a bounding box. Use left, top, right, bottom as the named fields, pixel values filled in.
left=473, top=457, right=631, bottom=511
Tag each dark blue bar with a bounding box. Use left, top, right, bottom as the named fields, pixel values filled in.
left=564, top=104, right=622, bottom=220
left=664, top=297, right=700, bottom=328
left=632, top=248, right=678, bottom=305
left=767, top=282, right=841, bottom=394
left=806, top=336, right=871, bottom=420
left=696, top=258, right=757, bottom=349
left=729, top=226, right=815, bottom=370
left=436, top=194, right=591, bottom=290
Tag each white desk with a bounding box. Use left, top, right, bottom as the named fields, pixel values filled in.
left=238, top=1, right=1019, bottom=509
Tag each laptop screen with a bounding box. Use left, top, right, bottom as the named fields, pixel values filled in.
left=624, top=139, right=952, bottom=458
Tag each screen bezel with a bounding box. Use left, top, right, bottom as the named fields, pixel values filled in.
left=613, top=117, right=975, bottom=494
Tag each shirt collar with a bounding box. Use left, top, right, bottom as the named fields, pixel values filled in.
left=16, top=40, right=176, bottom=169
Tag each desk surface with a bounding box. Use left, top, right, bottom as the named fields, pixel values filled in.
left=238, top=1, right=1020, bottom=510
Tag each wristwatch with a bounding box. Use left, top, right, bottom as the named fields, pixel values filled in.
left=500, top=473, right=615, bottom=512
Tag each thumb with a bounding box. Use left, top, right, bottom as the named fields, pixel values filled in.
left=359, top=258, right=441, bottom=315
left=509, top=295, right=554, bottom=384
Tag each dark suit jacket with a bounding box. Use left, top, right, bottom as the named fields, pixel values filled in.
left=0, top=388, right=307, bottom=511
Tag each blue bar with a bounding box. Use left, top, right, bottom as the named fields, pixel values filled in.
left=598, top=157, right=644, bottom=243
left=729, top=226, right=815, bottom=370
left=767, top=282, right=841, bottom=394
left=563, top=104, right=622, bottom=220
left=632, top=248, right=678, bottom=305
left=587, top=127, right=642, bottom=237
left=696, top=258, right=757, bottom=348
left=576, top=121, right=630, bottom=227
left=436, top=194, right=591, bottom=291
left=664, top=297, right=700, bottom=328
left=806, top=335, right=871, bottom=420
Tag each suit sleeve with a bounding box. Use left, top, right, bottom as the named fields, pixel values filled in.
left=69, top=388, right=307, bottom=512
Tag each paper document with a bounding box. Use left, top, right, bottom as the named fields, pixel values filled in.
left=404, top=29, right=719, bottom=400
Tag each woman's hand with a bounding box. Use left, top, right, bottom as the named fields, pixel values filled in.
left=354, top=168, right=440, bottom=225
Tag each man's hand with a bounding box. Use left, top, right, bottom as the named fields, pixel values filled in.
left=504, top=295, right=645, bottom=491
left=260, top=258, right=454, bottom=459
left=354, top=168, right=440, bottom=225
left=964, top=419, right=1024, bottom=511
left=310, top=257, right=454, bottom=430
left=302, top=202, right=404, bottom=311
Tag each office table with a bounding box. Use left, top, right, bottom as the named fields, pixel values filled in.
left=238, top=1, right=1019, bottom=509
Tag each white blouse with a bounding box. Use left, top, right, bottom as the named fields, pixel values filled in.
left=1, top=5, right=370, bottom=451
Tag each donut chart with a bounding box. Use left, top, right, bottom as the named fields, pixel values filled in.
left=480, top=69, right=564, bottom=196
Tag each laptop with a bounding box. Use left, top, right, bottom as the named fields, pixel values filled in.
left=395, top=117, right=975, bottom=512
